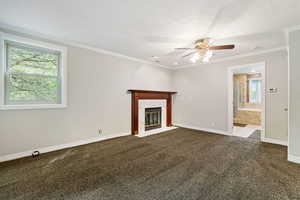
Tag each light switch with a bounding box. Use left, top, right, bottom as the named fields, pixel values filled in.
left=269, top=88, right=278, bottom=94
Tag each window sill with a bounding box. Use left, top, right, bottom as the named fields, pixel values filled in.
left=0, top=104, right=67, bottom=110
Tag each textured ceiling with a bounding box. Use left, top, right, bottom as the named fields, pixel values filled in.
left=0, top=0, right=299, bottom=67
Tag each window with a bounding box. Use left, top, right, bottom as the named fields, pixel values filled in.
left=248, top=79, right=262, bottom=104
left=0, top=33, right=67, bottom=110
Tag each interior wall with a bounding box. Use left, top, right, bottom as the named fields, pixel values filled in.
left=0, top=32, right=172, bottom=157
left=173, top=50, right=288, bottom=141
left=289, top=29, right=300, bottom=157
left=0, top=29, right=290, bottom=158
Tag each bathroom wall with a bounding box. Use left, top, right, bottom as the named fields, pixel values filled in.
left=233, top=73, right=262, bottom=126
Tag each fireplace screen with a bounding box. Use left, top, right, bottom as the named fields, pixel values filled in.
left=145, top=107, right=162, bottom=131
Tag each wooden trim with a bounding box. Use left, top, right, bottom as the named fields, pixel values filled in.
left=129, top=90, right=176, bottom=135
left=131, top=93, right=139, bottom=135
left=128, top=89, right=177, bottom=94
left=167, top=94, right=172, bottom=126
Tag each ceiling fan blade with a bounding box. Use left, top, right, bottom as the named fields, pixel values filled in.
left=175, top=48, right=195, bottom=50
left=209, top=45, right=235, bottom=50
left=182, top=51, right=197, bottom=58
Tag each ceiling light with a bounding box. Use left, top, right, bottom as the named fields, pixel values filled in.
left=173, top=62, right=179, bottom=65
left=202, top=50, right=213, bottom=63
left=208, top=38, right=215, bottom=45
left=190, top=53, right=200, bottom=63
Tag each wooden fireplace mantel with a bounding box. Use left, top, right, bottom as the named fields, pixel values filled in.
left=128, top=89, right=177, bottom=135
left=128, top=89, right=177, bottom=94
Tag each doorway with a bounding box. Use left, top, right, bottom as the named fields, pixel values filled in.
left=228, top=62, right=266, bottom=140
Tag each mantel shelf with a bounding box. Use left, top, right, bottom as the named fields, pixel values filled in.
left=128, top=89, right=177, bottom=94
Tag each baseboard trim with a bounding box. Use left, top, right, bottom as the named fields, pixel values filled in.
left=174, top=124, right=231, bottom=136
left=0, top=132, right=131, bottom=163
left=175, top=124, right=289, bottom=147
left=288, top=154, right=300, bottom=164
left=261, top=137, right=288, bottom=146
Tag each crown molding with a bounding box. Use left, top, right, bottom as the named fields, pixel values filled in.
left=0, top=23, right=171, bottom=70
left=285, top=24, right=300, bottom=33
left=174, top=46, right=288, bottom=70
left=63, top=41, right=172, bottom=69
left=284, top=24, right=300, bottom=45
left=0, top=23, right=292, bottom=71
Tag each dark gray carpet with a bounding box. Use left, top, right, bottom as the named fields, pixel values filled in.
left=1, top=128, right=300, bottom=200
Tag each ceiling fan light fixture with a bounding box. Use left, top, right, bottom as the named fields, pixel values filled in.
left=208, top=38, right=214, bottom=45
left=202, top=50, right=213, bottom=63
left=190, top=53, right=200, bottom=63
left=176, top=38, right=235, bottom=64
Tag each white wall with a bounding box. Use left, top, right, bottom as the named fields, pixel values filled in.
left=0, top=29, right=290, bottom=159
left=173, top=50, right=288, bottom=141
left=289, top=29, right=300, bottom=158
left=0, top=41, right=172, bottom=157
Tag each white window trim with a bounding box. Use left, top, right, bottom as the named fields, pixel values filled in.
left=0, top=32, right=68, bottom=110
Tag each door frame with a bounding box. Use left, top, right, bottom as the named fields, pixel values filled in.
left=227, top=62, right=266, bottom=140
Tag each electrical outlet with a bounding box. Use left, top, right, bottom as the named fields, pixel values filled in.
left=211, top=122, right=215, bottom=127
left=98, top=129, right=102, bottom=135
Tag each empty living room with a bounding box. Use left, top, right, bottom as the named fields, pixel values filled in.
left=1, top=0, right=300, bottom=199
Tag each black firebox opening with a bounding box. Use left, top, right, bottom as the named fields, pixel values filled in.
left=145, top=107, right=162, bottom=131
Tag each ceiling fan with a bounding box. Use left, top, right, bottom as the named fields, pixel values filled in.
left=175, top=38, right=235, bottom=63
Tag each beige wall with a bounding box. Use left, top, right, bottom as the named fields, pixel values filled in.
left=0, top=39, right=172, bottom=157
left=289, top=29, right=300, bottom=157
left=173, top=50, right=288, bottom=141
left=233, top=73, right=262, bottom=125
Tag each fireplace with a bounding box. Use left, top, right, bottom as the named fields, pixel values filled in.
left=145, top=107, right=162, bottom=131
left=128, top=90, right=177, bottom=135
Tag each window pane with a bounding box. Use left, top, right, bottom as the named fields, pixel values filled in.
left=6, top=41, right=60, bottom=76
left=249, top=80, right=262, bottom=104
left=6, top=74, right=60, bottom=104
